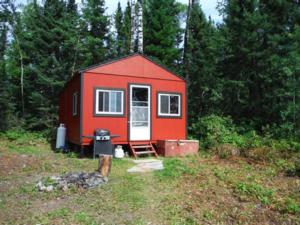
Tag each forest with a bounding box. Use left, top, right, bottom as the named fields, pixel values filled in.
left=0, top=0, right=300, bottom=149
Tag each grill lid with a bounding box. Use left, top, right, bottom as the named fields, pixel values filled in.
left=95, top=129, right=110, bottom=136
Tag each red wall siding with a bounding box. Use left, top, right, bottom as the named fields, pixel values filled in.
left=59, top=74, right=81, bottom=145
left=81, top=72, right=186, bottom=145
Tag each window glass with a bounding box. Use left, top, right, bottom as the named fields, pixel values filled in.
left=95, top=89, right=123, bottom=115
left=133, top=88, right=148, bottom=102
left=116, top=92, right=122, bottom=112
left=98, top=92, right=104, bottom=112
left=170, top=95, right=179, bottom=114
left=110, top=92, right=117, bottom=112
left=160, top=95, right=169, bottom=114
left=158, top=93, right=180, bottom=116
left=104, top=92, right=109, bottom=112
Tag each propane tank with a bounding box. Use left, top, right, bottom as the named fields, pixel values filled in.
left=114, top=145, right=125, bottom=158
left=56, top=123, right=66, bottom=149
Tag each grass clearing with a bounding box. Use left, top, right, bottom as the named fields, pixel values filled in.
left=0, top=136, right=300, bottom=224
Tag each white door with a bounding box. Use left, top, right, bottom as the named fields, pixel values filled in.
left=129, top=85, right=151, bottom=141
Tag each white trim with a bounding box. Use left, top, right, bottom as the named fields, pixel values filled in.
left=95, top=89, right=124, bottom=115
left=72, top=92, right=78, bottom=116
left=158, top=93, right=181, bottom=117
left=129, top=84, right=151, bottom=141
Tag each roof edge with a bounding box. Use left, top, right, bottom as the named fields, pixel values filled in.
left=77, top=53, right=185, bottom=82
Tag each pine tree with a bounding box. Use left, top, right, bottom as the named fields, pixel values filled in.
left=183, top=0, right=222, bottom=122
left=144, top=0, right=183, bottom=68
left=6, top=0, right=80, bottom=130
left=114, top=1, right=124, bottom=56
left=123, top=1, right=131, bottom=55
left=0, top=2, right=15, bottom=130
left=220, top=0, right=300, bottom=137
left=81, top=0, right=110, bottom=66
left=220, top=0, right=267, bottom=127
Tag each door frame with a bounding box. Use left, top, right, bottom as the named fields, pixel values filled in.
left=128, top=83, right=152, bottom=141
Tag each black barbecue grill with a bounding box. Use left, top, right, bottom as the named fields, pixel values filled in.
left=83, top=129, right=119, bottom=159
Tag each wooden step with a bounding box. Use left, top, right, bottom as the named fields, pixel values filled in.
left=135, top=150, right=156, bottom=155
left=129, top=142, right=158, bottom=158
left=131, top=145, right=152, bottom=149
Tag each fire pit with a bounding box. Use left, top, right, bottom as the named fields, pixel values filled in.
left=36, top=172, right=107, bottom=191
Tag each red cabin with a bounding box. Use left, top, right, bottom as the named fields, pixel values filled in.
left=59, top=54, right=189, bottom=156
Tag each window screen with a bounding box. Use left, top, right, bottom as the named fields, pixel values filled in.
left=95, top=89, right=124, bottom=115
left=158, top=93, right=181, bottom=117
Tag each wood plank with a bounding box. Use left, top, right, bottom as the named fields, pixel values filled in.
left=135, top=151, right=156, bottom=155
left=131, top=145, right=152, bottom=148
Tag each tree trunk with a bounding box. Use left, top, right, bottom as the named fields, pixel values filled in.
left=98, top=155, right=112, bottom=177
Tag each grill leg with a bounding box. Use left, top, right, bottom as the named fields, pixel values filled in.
left=80, top=146, right=84, bottom=158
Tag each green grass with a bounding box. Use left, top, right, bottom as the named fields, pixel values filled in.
left=74, top=211, right=97, bottom=224
left=1, top=135, right=300, bottom=225
left=154, top=158, right=196, bottom=180
left=235, top=182, right=275, bottom=205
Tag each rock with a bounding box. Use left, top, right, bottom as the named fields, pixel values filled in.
left=36, top=171, right=107, bottom=192
left=46, top=185, right=53, bottom=192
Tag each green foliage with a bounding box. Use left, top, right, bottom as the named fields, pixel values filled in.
left=184, top=1, right=223, bottom=120
left=1, top=0, right=300, bottom=147
left=282, top=198, right=300, bottom=214
left=1, top=129, right=45, bottom=141
left=113, top=1, right=131, bottom=56
left=191, top=114, right=241, bottom=148
left=144, top=0, right=183, bottom=69
left=235, top=182, right=274, bottom=205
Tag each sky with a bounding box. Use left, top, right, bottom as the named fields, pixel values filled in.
left=105, top=0, right=222, bottom=23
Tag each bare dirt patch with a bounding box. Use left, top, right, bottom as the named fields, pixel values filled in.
left=0, top=153, right=40, bottom=177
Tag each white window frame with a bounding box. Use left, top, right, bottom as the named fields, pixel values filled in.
left=72, top=92, right=78, bottom=116
left=95, top=88, right=124, bottom=115
left=158, top=93, right=181, bottom=117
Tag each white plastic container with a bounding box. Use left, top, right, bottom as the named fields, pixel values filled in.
left=56, top=123, right=66, bottom=149
left=114, top=145, right=125, bottom=158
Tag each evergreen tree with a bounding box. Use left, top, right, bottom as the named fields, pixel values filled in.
left=6, top=0, right=80, bottom=130
left=114, top=1, right=124, bottom=56
left=0, top=2, right=15, bottom=130
left=220, top=0, right=300, bottom=137
left=144, top=0, right=183, bottom=68
left=81, top=0, right=110, bottom=66
left=183, top=0, right=222, bottom=122
left=220, top=0, right=267, bottom=127
left=123, top=1, right=131, bottom=55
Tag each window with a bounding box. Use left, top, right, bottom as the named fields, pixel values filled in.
left=95, top=88, right=124, bottom=115
left=158, top=93, right=181, bottom=117
left=72, top=92, right=78, bottom=116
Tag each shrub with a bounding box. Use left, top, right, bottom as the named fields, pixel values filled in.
left=215, top=144, right=240, bottom=159
left=191, top=115, right=242, bottom=149
left=0, top=129, right=45, bottom=143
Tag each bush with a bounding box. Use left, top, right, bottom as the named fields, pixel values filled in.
left=191, top=115, right=242, bottom=149
left=0, top=129, right=46, bottom=143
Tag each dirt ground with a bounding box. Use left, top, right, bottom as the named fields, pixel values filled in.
left=0, top=137, right=299, bottom=225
